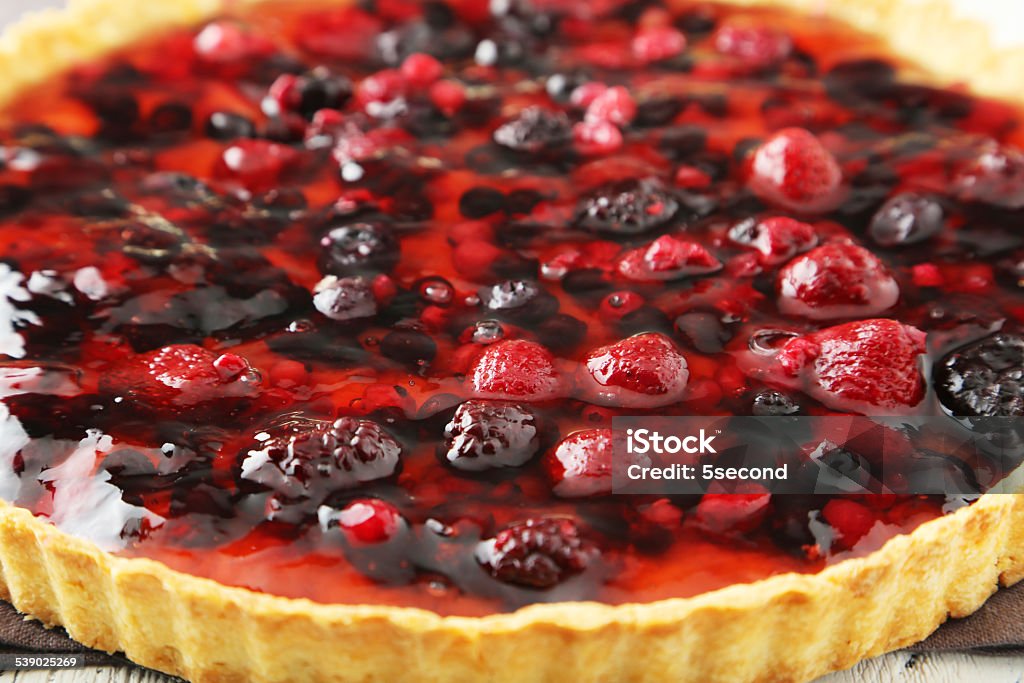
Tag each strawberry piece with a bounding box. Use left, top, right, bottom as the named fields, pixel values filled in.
left=821, top=499, right=877, bottom=550
left=618, top=235, right=722, bottom=282
left=713, top=23, right=792, bottom=69
left=777, top=242, right=899, bottom=320
left=193, top=21, right=275, bottom=65
left=545, top=429, right=614, bottom=498
left=631, top=26, right=687, bottom=63
left=581, top=332, right=689, bottom=408
left=100, top=344, right=260, bottom=415
left=695, top=492, right=772, bottom=536
left=747, top=127, right=843, bottom=213
left=470, top=339, right=563, bottom=400
left=585, top=86, right=637, bottom=126
left=573, top=120, right=624, bottom=155
left=728, top=216, right=818, bottom=265
left=777, top=319, right=927, bottom=411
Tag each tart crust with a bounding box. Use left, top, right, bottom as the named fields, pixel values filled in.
left=0, top=1, right=1022, bottom=682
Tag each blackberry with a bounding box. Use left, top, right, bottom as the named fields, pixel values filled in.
left=477, top=517, right=597, bottom=588
left=442, top=400, right=540, bottom=471
left=492, top=107, right=572, bottom=154
left=318, top=221, right=400, bottom=275
left=934, top=333, right=1024, bottom=416
left=575, top=178, right=679, bottom=235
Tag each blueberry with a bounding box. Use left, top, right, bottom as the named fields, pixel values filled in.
left=481, top=279, right=558, bottom=323
left=148, top=102, right=194, bottom=134
left=751, top=390, right=800, bottom=417
left=535, top=314, right=587, bottom=352
left=318, top=221, right=400, bottom=275
left=492, top=107, right=572, bottom=154
left=381, top=329, right=437, bottom=366
left=205, top=112, right=256, bottom=140
left=901, top=449, right=980, bottom=495
left=459, top=187, right=506, bottom=218
left=869, top=193, right=944, bottom=247
left=805, top=445, right=876, bottom=494
left=674, top=311, right=733, bottom=354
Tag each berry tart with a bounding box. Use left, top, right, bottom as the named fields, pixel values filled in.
left=0, top=0, right=1022, bottom=682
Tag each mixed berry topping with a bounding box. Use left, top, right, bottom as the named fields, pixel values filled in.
left=0, top=0, right=1022, bottom=616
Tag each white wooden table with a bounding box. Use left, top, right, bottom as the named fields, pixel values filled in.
left=1, top=0, right=1023, bottom=681
left=2, top=650, right=1024, bottom=683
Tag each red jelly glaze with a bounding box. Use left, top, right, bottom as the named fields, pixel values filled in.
left=0, top=0, right=1022, bottom=617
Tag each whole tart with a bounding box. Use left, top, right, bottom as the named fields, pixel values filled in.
left=0, top=1, right=1022, bottom=682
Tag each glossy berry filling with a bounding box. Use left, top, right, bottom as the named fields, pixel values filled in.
left=0, top=0, right=1022, bottom=617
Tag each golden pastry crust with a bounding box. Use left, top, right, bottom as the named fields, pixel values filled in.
left=0, top=1, right=1022, bottom=682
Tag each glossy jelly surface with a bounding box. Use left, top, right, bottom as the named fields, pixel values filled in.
left=0, top=0, right=1022, bottom=615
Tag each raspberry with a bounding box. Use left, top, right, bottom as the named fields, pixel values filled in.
left=584, top=86, right=637, bottom=126
left=442, top=400, right=540, bottom=471
left=934, top=333, right=1024, bottom=416
left=324, top=498, right=405, bottom=544
left=728, top=216, right=818, bottom=265
left=821, top=499, right=877, bottom=551
left=777, top=242, right=899, bottom=320
left=312, top=276, right=378, bottom=322
left=777, top=319, right=927, bottom=411
left=470, top=339, right=563, bottom=400
left=868, top=193, right=944, bottom=247
left=545, top=429, right=614, bottom=498
left=747, top=128, right=843, bottom=213
left=318, top=221, right=400, bottom=275
left=631, top=26, right=686, bottom=64
left=100, top=344, right=260, bottom=415
left=493, top=107, right=572, bottom=153
left=575, top=178, right=679, bottom=235
left=617, top=235, right=721, bottom=282
left=581, top=332, right=689, bottom=408
left=215, top=139, right=300, bottom=191
left=695, top=492, right=772, bottom=536
left=713, top=24, right=792, bottom=69
left=476, top=517, right=598, bottom=588
left=240, top=416, right=402, bottom=523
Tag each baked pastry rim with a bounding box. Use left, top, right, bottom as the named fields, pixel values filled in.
left=0, top=1, right=1022, bottom=681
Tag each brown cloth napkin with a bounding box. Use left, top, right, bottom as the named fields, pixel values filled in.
left=0, top=583, right=1021, bottom=675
